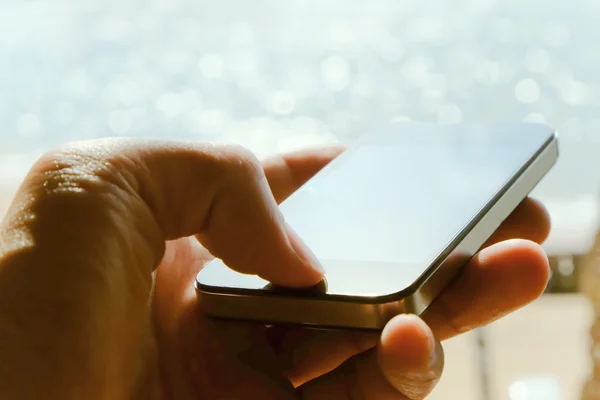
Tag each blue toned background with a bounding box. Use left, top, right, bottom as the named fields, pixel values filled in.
left=1, top=0, right=600, bottom=201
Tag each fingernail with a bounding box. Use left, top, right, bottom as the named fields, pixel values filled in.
left=416, top=317, right=437, bottom=363
left=285, top=223, right=325, bottom=275
left=381, top=315, right=442, bottom=398
left=410, top=315, right=437, bottom=366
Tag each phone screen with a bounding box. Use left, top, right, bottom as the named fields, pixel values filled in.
left=198, top=123, right=554, bottom=297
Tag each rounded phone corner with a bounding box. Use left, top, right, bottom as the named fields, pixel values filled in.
left=371, top=286, right=420, bottom=304
left=194, top=270, right=217, bottom=293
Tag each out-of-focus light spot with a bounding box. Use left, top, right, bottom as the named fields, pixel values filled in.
left=268, top=91, right=296, bottom=115
left=381, top=88, right=407, bottom=111
left=287, top=68, right=318, bottom=98
left=402, top=56, right=434, bottom=87
left=474, top=60, right=516, bottom=86
left=108, top=110, right=132, bottom=135
left=474, top=60, right=501, bottom=85
left=93, top=16, right=137, bottom=45
left=560, top=80, right=592, bottom=106
left=426, top=73, right=447, bottom=91
left=154, top=0, right=178, bottom=12
left=391, top=115, right=412, bottom=123
left=128, top=107, right=148, bottom=130
left=198, top=53, right=224, bottom=79
left=509, top=381, right=529, bottom=400
left=491, top=18, right=517, bottom=43
left=419, top=89, right=444, bottom=113
left=405, top=16, right=447, bottom=44
left=329, top=111, right=350, bottom=133
left=230, top=22, right=256, bottom=45
left=586, top=119, right=600, bottom=143
left=546, top=64, right=574, bottom=87
left=16, top=113, right=43, bottom=138
left=561, top=117, right=584, bottom=142
left=544, top=23, right=571, bottom=47
left=53, top=102, right=77, bottom=126
left=184, top=109, right=228, bottom=135
left=164, top=52, right=191, bottom=75
left=350, top=74, right=374, bottom=97
left=289, top=116, right=318, bottom=135
left=509, top=376, right=563, bottom=400
left=437, top=104, right=462, bottom=124
left=469, top=0, right=494, bottom=13
left=180, top=89, right=203, bottom=110
left=326, top=18, right=355, bottom=47
left=155, top=92, right=185, bottom=118
left=557, top=256, right=575, bottom=276
left=64, top=69, right=96, bottom=99
left=523, top=113, right=547, bottom=124
left=525, top=48, right=550, bottom=73
left=515, top=79, right=540, bottom=104
left=379, top=38, right=405, bottom=63
left=321, top=55, right=350, bottom=91
left=107, top=77, right=141, bottom=106
left=228, top=51, right=258, bottom=86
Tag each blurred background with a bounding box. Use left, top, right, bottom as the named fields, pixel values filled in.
left=1, top=0, right=600, bottom=398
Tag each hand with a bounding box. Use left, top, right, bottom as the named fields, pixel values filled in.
left=0, top=139, right=551, bottom=399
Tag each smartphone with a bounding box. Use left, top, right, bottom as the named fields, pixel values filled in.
left=195, top=123, right=559, bottom=330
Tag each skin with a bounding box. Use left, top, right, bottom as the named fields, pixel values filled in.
left=0, top=139, right=551, bottom=399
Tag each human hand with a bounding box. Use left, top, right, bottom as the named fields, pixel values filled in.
left=0, top=140, right=550, bottom=399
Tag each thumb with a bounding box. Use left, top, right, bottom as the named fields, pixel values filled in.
left=82, top=139, right=324, bottom=287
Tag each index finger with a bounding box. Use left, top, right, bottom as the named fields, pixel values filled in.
left=262, top=145, right=346, bottom=203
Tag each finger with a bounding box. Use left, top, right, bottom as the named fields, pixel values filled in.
left=298, top=315, right=443, bottom=400
left=155, top=145, right=346, bottom=305
left=422, top=238, right=550, bottom=340
left=267, top=326, right=379, bottom=387
left=196, top=144, right=345, bottom=286
left=262, top=145, right=346, bottom=203
left=483, top=197, right=551, bottom=246
left=166, top=143, right=324, bottom=287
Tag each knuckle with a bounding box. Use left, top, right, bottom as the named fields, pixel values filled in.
left=35, top=149, right=109, bottom=195
left=215, top=144, right=263, bottom=182
left=32, top=143, right=131, bottom=198
left=22, top=143, right=157, bottom=243
left=27, top=145, right=151, bottom=238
